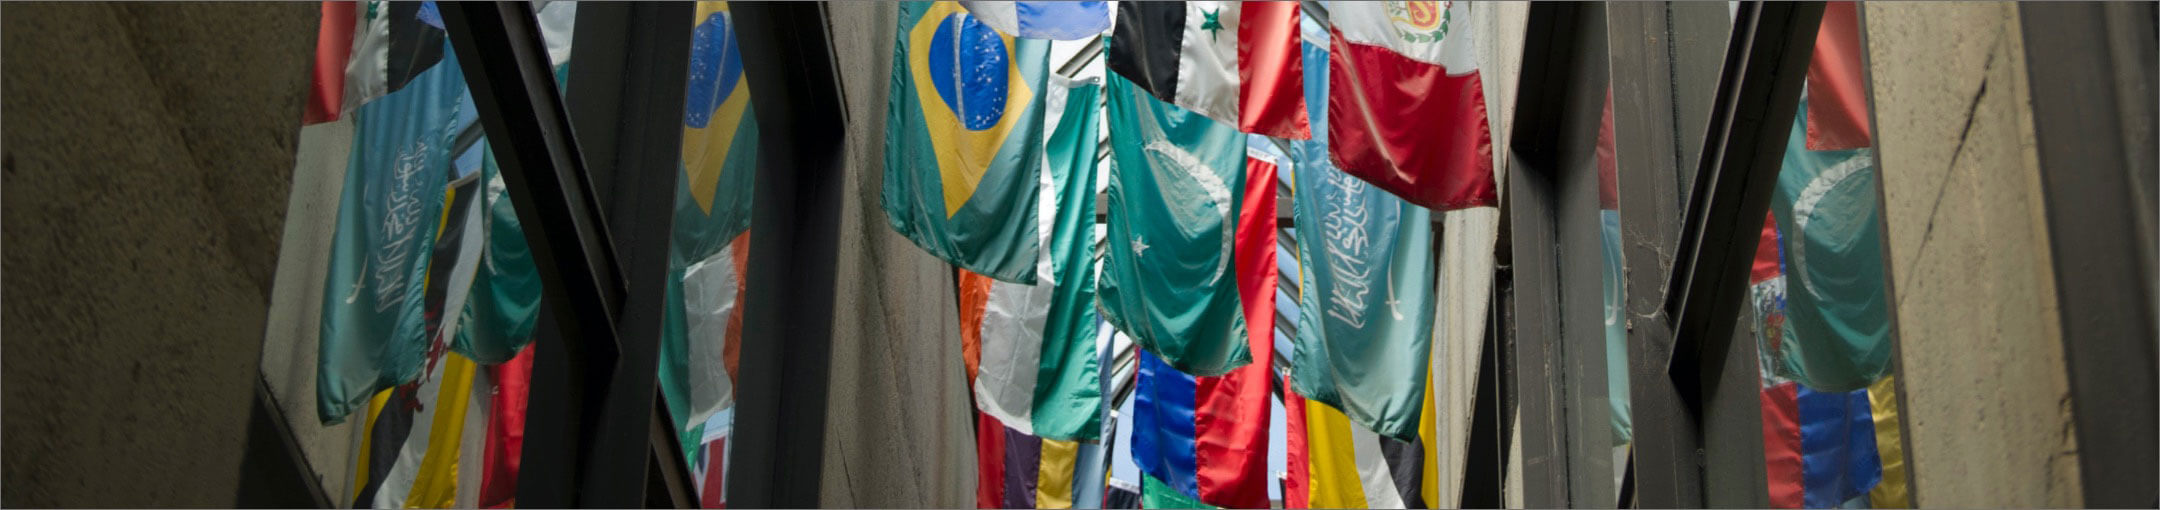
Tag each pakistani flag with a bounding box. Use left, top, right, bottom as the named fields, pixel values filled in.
left=318, top=49, right=466, bottom=424
left=884, top=1, right=1052, bottom=284
left=1285, top=31, right=1437, bottom=440
left=1767, top=98, right=1892, bottom=393
left=1098, top=72, right=1250, bottom=378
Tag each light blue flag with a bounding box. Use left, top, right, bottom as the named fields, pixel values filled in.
left=1098, top=71, right=1251, bottom=378
left=318, top=49, right=466, bottom=424
left=1283, top=24, right=1437, bottom=442
left=961, top=1, right=1111, bottom=40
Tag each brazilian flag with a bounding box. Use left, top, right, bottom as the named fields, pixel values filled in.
left=1097, top=72, right=1250, bottom=378
left=674, top=1, right=760, bottom=270
left=884, top=1, right=1051, bottom=284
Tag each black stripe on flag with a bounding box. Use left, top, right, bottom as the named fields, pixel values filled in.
left=1107, top=1, right=1185, bottom=104
left=350, top=386, right=419, bottom=506
left=384, top=2, right=447, bottom=95
left=1378, top=435, right=1430, bottom=509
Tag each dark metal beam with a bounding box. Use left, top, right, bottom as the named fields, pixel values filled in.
left=2019, top=2, right=2159, bottom=506
left=439, top=3, right=629, bottom=507
left=727, top=2, right=851, bottom=507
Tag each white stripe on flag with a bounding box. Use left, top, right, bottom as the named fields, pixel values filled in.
left=1173, top=1, right=1241, bottom=125
left=973, top=277, right=1055, bottom=435
left=684, top=247, right=742, bottom=429
left=372, top=361, right=448, bottom=509
left=1351, top=423, right=1409, bottom=509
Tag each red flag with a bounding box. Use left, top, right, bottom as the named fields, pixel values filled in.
left=1281, top=374, right=1312, bottom=509
left=478, top=344, right=534, bottom=509
left=957, top=269, right=994, bottom=388
left=1188, top=154, right=1282, bottom=508
left=1751, top=213, right=1783, bottom=285
left=1806, top=1, right=1871, bottom=150
left=1326, top=2, right=1496, bottom=211
left=1237, top=2, right=1311, bottom=139
left=700, top=438, right=728, bottom=509
left=306, top=2, right=354, bottom=125
left=1762, top=382, right=1806, bottom=508
left=1598, top=87, right=1619, bottom=210
left=974, top=410, right=1008, bottom=509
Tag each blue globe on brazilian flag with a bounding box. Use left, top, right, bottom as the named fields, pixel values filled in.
left=885, top=1, right=1051, bottom=284
left=673, top=1, right=759, bottom=271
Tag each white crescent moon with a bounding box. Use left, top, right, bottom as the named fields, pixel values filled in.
left=1143, top=139, right=1236, bottom=282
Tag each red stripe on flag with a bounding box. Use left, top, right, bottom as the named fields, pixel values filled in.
left=958, top=269, right=994, bottom=387
left=479, top=344, right=534, bottom=509
left=306, top=1, right=354, bottom=125
left=1237, top=2, right=1311, bottom=139
left=1326, top=34, right=1496, bottom=211
left=1752, top=213, right=1783, bottom=285
left=1281, top=374, right=1312, bottom=509
left=1191, top=156, right=1282, bottom=508
left=1806, top=1, right=1872, bottom=150
left=1762, top=382, right=1805, bottom=509
left=975, top=410, right=1008, bottom=509
left=701, top=438, right=727, bottom=509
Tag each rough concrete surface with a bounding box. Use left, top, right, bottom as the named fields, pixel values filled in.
left=818, top=2, right=978, bottom=506
left=2, top=2, right=316, bottom=507
left=1864, top=3, right=2082, bottom=507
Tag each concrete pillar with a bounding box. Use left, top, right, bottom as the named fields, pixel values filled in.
left=1864, top=3, right=2082, bottom=506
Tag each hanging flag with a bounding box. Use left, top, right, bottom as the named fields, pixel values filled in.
left=959, top=1, right=1112, bottom=40
left=318, top=47, right=466, bottom=424
left=976, top=411, right=1096, bottom=509
left=307, top=2, right=356, bottom=124
left=886, top=1, right=1052, bottom=284
left=342, top=1, right=449, bottom=114
left=478, top=344, right=533, bottom=509
left=676, top=1, right=761, bottom=270
left=1106, top=2, right=1310, bottom=138
left=450, top=140, right=542, bottom=365
left=1030, top=76, right=1109, bottom=441
left=1752, top=217, right=1893, bottom=510
left=1806, top=1, right=1871, bottom=151
left=1131, top=343, right=1272, bottom=510
left=1598, top=89, right=1633, bottom=446
left=1285, top=117, right=1436, bottom=442
left=345, top=351, right=483, bottom=509
left=1325, top=1, right=1495, bottom=211
left=1768, top=99, right=1893, bottom=393
left=1098, top=72, right=1252, bottom=377
left=1282, top=374, right=1424, bottom=509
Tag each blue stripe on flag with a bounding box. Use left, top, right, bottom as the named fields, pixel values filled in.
left=1133, top=349, right=1201, bottom=500
left=1797, top=385, right=1884, bottom=508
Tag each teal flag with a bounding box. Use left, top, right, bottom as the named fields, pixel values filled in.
left=884, top=1, right=1051, bottom=284
left=1098, top=72, right=1251, bottom=378
left=1029, top=76, right=1105, bottom=441
left=449, top=140, right=542, bottom=365
left=1283, top=30, right=1436, bottom=439
left=318, top=49, right=466, bottom=424
left=1768, top=100, right=1892, bottom=392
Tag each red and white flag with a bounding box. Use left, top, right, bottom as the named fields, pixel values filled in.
left=1327, top=1, right=1496, bottom=211
left=1107, top=1, right=1310, bottom=138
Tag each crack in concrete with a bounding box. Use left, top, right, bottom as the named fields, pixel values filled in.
left=1897, top=39, right=2000, bottom=306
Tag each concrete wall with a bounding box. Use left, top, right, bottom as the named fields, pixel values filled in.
left=818, top=3, right=979, bottom=506
left=1, top=2, right=317, bottom=507
left=1863, top=3, right=2081, bottom=507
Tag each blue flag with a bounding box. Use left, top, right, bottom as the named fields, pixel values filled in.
left=318, top=49, right=466, bottom=424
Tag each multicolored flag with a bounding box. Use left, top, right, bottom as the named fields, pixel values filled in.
left=959, top=1, right=1112, bottom=40
left=885, top=1, right=1052, bottom=284
left=1285, top=40, right=1437, bottom=441
left=1283, top=373, right=1426, bottom=509
left=674, top=1, right=760, bottom=270
left=1129, top=330, right=1275, bottom=509
left=1098, top=71, right=1252, bottom=377
left=1106, top=2, right=1311, bottom=138
left=317, top=46, right=466, bottom=424
left=975, top=411, right=1103, bottom=509
left=449, top=140, right=542, bottom=365
left=1324, top=1, right=1495, bottom=211
left=341, top=1, right=449, bottom=115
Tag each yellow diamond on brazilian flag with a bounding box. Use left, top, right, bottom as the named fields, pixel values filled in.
left=672, top=1, right=759, bottom=270
left=884, top=1, right=1050, bottom=284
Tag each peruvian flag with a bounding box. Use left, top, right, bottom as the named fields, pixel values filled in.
left=1327, top=1, right=1496, bottom=211
left=1107, top=1, right=1311, bottom=139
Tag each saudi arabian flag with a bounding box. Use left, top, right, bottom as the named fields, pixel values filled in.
left=1286, top=88, right=1436, bottom=441
left=884, top=1, right=1052, bottom=284
left=318, top=49, right=466, bottom=425
left=1097, top=72, right=1250, bottom=378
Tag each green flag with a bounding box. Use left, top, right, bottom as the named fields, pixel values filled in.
left=1285, top=89, right=1437, bottom=442
left=449, top=140, right=542, bottom=365
left=318, top=49, right=466, bottom=424
left=1098, top=72, right=1250, bottom=378
left=1768, top=100, right=1892, bottom=392
left=1028, top=75, right=1105, bottom=441
left=883, top=1, right=1051, bottom=284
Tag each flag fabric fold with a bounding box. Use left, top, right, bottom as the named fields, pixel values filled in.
left=960, top=1, right=1112, bottom=40
left=1098, top=72, right=1252, bottom=378
left=1768, top=100, right=1892, bottom=393
left=1283, top=374, right=1422, bottom=509
left=318, top=47, right=466, bottom=424
left=1107, top=2, right=1311, bottom=139
left=886, top=1, right=1053, bottom=284
left=1029, top=76, right=1108, bottom=441
left=1806, top=1, right=1871, bottom=151
left=1325, top=1, right=1495, bottom=211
